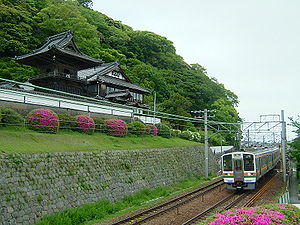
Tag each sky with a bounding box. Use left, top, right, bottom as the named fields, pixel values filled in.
left=93, top=0, right=299, bottom=141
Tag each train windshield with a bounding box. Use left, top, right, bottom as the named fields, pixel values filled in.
left=243, top=154, right=254, bottom=171
left=223, top=155, right=233, bottom=171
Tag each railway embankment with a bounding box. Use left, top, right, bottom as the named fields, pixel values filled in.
left=0, top=146, right=219, bottom=225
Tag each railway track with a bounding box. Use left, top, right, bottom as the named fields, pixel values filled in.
left=181, top=192, right=247, bottom=225
left=109, top=178, right=224, bottom=225
left=181, top=171, right=280, bottom=225
left=243, top=172, right=279, bottom=207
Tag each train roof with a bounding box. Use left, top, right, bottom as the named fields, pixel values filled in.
left=222, top=147, right=279, bottom=157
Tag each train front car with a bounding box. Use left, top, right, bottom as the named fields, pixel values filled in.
left=222, top=152, right=256, bottom=190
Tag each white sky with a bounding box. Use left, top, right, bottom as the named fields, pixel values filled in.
left=93, top=0, right=299, bottom=140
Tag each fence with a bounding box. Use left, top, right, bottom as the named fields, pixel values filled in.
left=0, top=85, right=160, bottom=124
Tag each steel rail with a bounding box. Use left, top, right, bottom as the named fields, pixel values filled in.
left=181, top=171, right=280, bottom=225
left=243, top=172, right=278, bottom=207
left=181, top=193, right=240, bottom=225
left=109, top=178, right=224, bottom=225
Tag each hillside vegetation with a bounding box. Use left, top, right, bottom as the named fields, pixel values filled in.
left=0, top=128, right=201, bottom=154
left=0, top=0, right=239, bottom=144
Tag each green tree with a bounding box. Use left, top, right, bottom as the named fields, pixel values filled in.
left=36, top=2, right=101, bottom=58
left=0, top=0, right=240, bottom=127
left=0, top=3, right=35, bottom=57
left=0, top=57, right=38, bottom=81
left=211, top=98, right=240, bottom=145
left=77, top=0, right=93, bottom=8
left=289, top=117, right=300, bottom=174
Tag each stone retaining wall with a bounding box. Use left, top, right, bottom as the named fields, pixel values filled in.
left=0, top=146, right=219, bottom=225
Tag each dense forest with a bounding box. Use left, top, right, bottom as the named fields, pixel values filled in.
left=0, top=0, right=240, bottom=143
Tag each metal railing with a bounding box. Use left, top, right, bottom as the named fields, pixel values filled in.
left=29, top=72, right=87, bottom=83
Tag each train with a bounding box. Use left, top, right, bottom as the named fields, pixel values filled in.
left=221, top=147, right=281, bottom=190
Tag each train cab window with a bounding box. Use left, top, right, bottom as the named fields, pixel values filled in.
left=234, top=159, right=243, bottom=171
left=243, top=154, right=254, bottom=171
left=223, top=155, right=233, bottom=171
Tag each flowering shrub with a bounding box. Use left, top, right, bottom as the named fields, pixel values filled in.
left=179, top=130, right=202, bottom=142
left=180, top=130, right=195, bottom=141
left=202, top=204, right=300, bottom=225
left=148, top=125, right=158, bottom=136
left=104, top=119, right=127, bottom=136
left=26, top=108, right=59, bottom=133
left=170, top=129, right=181, bottom=137
left=193, top=132, right=201, bottom=142
left=75, top=115, right=95, bottom=134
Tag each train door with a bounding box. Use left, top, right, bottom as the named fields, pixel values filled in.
left=233, top=154, right=244, bottom=182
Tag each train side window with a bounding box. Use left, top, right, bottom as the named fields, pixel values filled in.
left=243, top=154, right=254, bottom=171
left=223, top=155, right=233, bottom=171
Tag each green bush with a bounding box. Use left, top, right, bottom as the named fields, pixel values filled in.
left=128, top=121, right=147, bottom=135
left=0, top=106, right=24, bottom=127
left=93, top=117, right=107, bottom=133
left=57, top=113, right=76, bottom=130
left=156, top=123, right=171, bottom=138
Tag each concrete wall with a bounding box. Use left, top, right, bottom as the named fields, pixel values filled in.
left=0, top=146, right=219, bottom=225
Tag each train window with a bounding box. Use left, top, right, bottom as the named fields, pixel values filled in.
left=234, top=159, right=243, bottom=171
left=243, top=154, right=254, bottom=171
left=223, top=155, right=233, bottom=171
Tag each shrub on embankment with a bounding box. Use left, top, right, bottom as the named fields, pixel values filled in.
left=0, top=106, right=202, bottom=144
left=200, top=203, right=300, bottom=225
left=75, top=114, right=95, bottom=134
left=0, top=106, right=24, bottom=127
left=26, top=108, right=59, bottom=133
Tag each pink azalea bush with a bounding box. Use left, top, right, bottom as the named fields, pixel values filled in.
left=104, top=119, right=127, bottom=136
left=202, top=204, right=300, bottom=225
left=148, top=125, right=158, bottom=136
left=26, top=108, right=59, bottom=133
left=75, top=115, right=95, bottom=134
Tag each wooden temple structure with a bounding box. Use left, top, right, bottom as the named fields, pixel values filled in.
left=15, top=30, right=150, bottom=109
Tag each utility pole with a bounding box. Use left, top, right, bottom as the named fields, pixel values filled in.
left=153, top=92, right=156, bottom=124
left=204, top=109, right=209, bottom=178
left=247, top=129, right=250, bottom=147
left=281, top=110, right=287, bottom=183
left=191, top=109, right=215, bottom=178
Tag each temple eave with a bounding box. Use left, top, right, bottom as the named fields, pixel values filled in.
left=16, top=49, right=101, bottom=69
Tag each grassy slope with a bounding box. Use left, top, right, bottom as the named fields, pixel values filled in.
left=0, top=128, right=201, bottom=154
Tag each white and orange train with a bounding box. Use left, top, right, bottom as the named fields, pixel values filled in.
left=221, top=147, right=280, bottom=190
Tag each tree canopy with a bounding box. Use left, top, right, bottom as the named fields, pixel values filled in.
left=289, top=117, right=300, bottom=172
left=0, top=0, right=240, bottom=144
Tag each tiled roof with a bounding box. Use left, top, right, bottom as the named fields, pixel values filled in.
left=78, top=62, right=119, bottom=79
left=78, top=62, right=150, bottom=94
left=15, top=30, right=102, bottom=65
left=98, top=76, right=150, bottom=93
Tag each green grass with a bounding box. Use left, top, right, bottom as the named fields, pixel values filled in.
left=34, top=176, right=215, bottom=225
left=0, top=127, right=201, bottom=154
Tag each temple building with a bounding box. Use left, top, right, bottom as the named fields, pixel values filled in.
left=15, top=30, right=150, bottom=108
